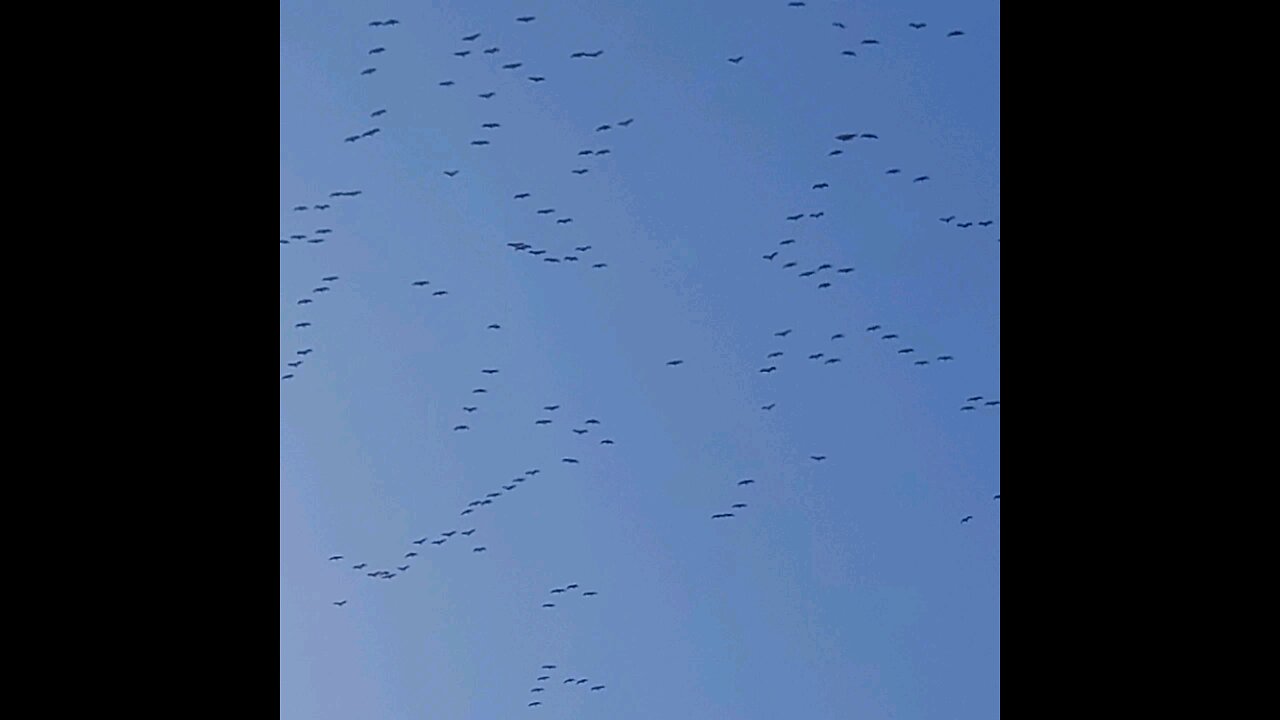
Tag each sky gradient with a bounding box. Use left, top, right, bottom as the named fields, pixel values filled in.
left=282, top=1, right=999, bottom=718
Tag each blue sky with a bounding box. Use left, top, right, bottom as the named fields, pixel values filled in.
left=281, top=1, right=999, bottom=718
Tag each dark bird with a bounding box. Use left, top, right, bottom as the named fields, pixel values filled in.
left=947, top=30, right=966, bottom=37
left=360, top=68, right=377, bottom=75
left=529, top=701, right=542, bottom=707
left=333, top=600, right=347, bottom=607
left=732, top=503, right=747, bottom=509
left=478, top=92, right=496, bottom=98
left=353, top=563, right=367, bottom=569
left=321, top=276, right=338, bottom=282
left=779, top=239, right=796, bottom=246
left=434, top=290, right=449, bottom=296
left=328, top=555, right=343, bottom=561
left=829, top=149, right=844, bottom=155
left=472, top=388, right=486, bottom=393
left=563, top=679, right=576, bottom=684
left=443, top=170, right=459, bottom=176
left=562, top=458, right=580, bottom=464
left=575, top=245, right=593, bottom=252
left=287, top=361, right=302, bottom=368
left=738, top=479, right=756, bottom=486
left=531, top=688, right=544, bottom=693
left=886, top=168, right=901, bottom=175
left=813, top=182, right=829, bottom=189
left=824, top=357, right=841, bottom=364
left=836, top=133, right=857, bottom=141
left=298, top=349, right=314, bottom=356
left=961, top=515, right=974, bottom=523
left=412, top=538, right=427, bottom=545
left=762, top=403, right=775, bottom=410
left=462, top=33, right=480, bottom=41
left=344, top=135, right=360, bottom=143
left=760, top=366, right=777, bottom=373
left=454, top=50, right=471, bottom=57
left=940, top=215, right=956, bottom=223
left=882, top=333, right=899, bottom=340
left=551, top=588, right=566, bottom=594
left=542, top=603, right=555, bottom=608
left=985, top=400, right=1001, bottom=406
left=913, top=175, right=930, bottom=183
left=831, top=333, right=845, bottom=339
left=314, top=205, right=330, bottom=210
left=432, top=538, right=447, bottom=544
left=573, top=429, right=588, bottom=435
left=461, top=529, right=476, bottom=536
left=577, top=679, right=590, bottom=685
left=439, top=80, right=455, bottom=86
left=517, top=16, right=536, bottom=22
left=914, top=360, right=930, bottom=366
left=799, top=270, right=816, bottom=277
left=861, top=39, right=880, bottom=45
left=596, top=124, right=612, bottom=132
left=578, top=149, right=595, bottom=155
left=967, top=396, right=984, bottom=402
left=591, top=686, right=605, bottom=691
left=537, top=676, right=550, bottom=681
left=484, top=47, right=499, bottom=54
left=810, top=212, right=824, bottom=218
left=482, top=123, right=501, bottom=129
left=471, top=140, right=490, bottom=146
left=728, top=56, right=744, bottom=63
left=412, top=280, right=430, bottom=286
left=775, top=329, right=793, bottom=337
left=763, top=252, right=779, bottom=260
left=811, top=455, right=827, bottom=461
left=667, top=359, right=684, bottom=366
left=571, top=169, right=589, bottom=175
left=482, top=369, right=499, bottom=374
left=909, top=22, right=927, bottom=29
left=897, top=348, right=915, bottom=354
left=957, top=222, right=973, bottom=228
left=780, top=262, right=795, bottom=268
left=979, top=220, right=994, bottom=227
left=454, top=425, right=469, bottom=431
left=529, top=76, right=546, bottom=82
left=786, top=214, right=803, bottom=221
left=282, top=374, right=295, bottom=380
left=292, top=206, right=308, bottom=211
left=463, top=406, right=478, bottom=413
left=369, top=47, right=386, bottom=54
left=405, top=552, right=418, bottom=558
left=861, top=134, right=879, bottom=139
left=767, top=351, right=784, bottom=358
left=583, top=591, right=598, bottom=596
left=514, top=193, right=531, bottom=199
left=557, top=217, right=575, bottom=223
left=585, top=419, right=601, bottom=425
left=397, top=565, right=410, bottom=572
left=601, top=439, right=614, bottom=445
left=994, top=494, right=1001, bottom=500
left=712, top=513, right=735, bottom=519
left=541, top=665, right=557, bottom=670
left=833, top=21, right=846, bottom=28
left=592, top=263, right=608, bottom=268
left=473, top=546, right=487, bottom=552
left=787, top=2, right=806, bottom=6
left=937, top=355, right=954, bottom=361
left=810, top=353, right=824, bottom=359
left=295, top=322, right=311, bottom=328
left=837, top=267, right=854, bottom=273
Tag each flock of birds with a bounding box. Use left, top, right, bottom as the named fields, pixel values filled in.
left=284, top=4, right=997, bottom=712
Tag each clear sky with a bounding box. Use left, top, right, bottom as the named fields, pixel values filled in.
left=281, top=1, right=999, bottom=718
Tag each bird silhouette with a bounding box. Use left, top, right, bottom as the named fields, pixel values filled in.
left=979, top=220, right=994, bottom=227
left=898, top=348, right=915, bottom=354
left=369, top=47, right=385, bottom=54
left=333, top=600, right=347, bottom=606
left=328, top=555, right=343, bottom=561
left=909, top=22, right=927, bottom=29
left=667, top=359, right=684, bottom=366
left=824, top=357, right=841, bottom=364
left=473, top=546, right=487, bottom=552
left=453, top=425, right=469, bottom=431
left=811, top=455, right=827, bottom=461
left=947, top=30, right=966, bottom=37
left=462, top=529, right=476, bottom=536
left=738, top=479, right=755, bottom=486
left=882, top=333, right=899, bottom=340
left=529, top=76, right=546, bottom=82
left=484, top=47, right=499, bottom=54
left=813, top=182, right=829, bottom=189
left=957, top=222, right=973, bottom=228
left=562, top=458, right=580, bottom=464
left=937, top=355, right=954, bottom=361
left=994, top=494, right=1001, bottom=500
left=462, top=33, right=480, bottom=41
left=940, top=215, right=956, bottom=223
left=961, top=515, right=974, bottom=523
left=762, top=404, right=776, bottom=410
left=591, top=686, right=606, bottom=691
left=282, top=374, right=295, bottom=380
left=712, top=513, right=735, bottom=519
left=360, top=68, right=377, bottom=75
left=517, top=16, right=536, bottom=22
left=967, top=396, right=984, bottom=402
left=760, top=366, right=777, bottom=373
left=985, top=400, right=1000, bottom=406
left=542, top=603, right=555, bottom=608
left=768, top=351, right=784, bottom=358
left=913, top=175, right=930, bottom=183
left=786, top=214, right=803, bottom=221
left=353, top=563, right=367, bottom=569
left=732, top=503, right=747, bottom=509
left=443, top=170, right=459, bottom=176
left=833, top=21, right=846, bottom=28
left=862, top=39, right=880, bottom=45
left=583, top=591, right=599, bottom=596
left=886, top=168, right=901, bottom=175
left=454, top=50, right=471, bottom=57
left=728, top=56, right=744, bottom=63
left=478, top=92, right=496, bottom=98
left=960, top=406, right=976, bottom=412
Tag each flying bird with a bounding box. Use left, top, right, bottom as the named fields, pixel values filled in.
left=473, top=546, right=487, bottom=552
left=667, top=359, right=684, bottom=366
left=361, top=68, right=377, bottom=75
left=898, top=348, right=915, bottom=354
left=352, top=563, right=367, bottom=569
left=462, top=529, right=476, bottom=536
left=712, top=513, right=735, bottom=519
left=775, top=329, right=792, bottom=337
left=482, top=123, right=501, bottom=129
left=957, top=222, right=973, bottom=228
left=333, top=600, right=347, bottom=607
left=484, top=47, right=499, bottom=54
left=813, top=182, right=829, bottom=189
left=862, top=39, right=880, bottom=45
left=738, top=479, right=755, bottom=486
left=886, top=168, right=901, bottom=175
left=454, top=50, right=471, bottom=57
left=909, top=22, right=927, bottom=29
left=434, top=290, right=449, bottom=296
left=462, top=33, right=480, bottom=41
left=763, top=252, right=778, bottom=260
left=833, top=21, right=846, bottom=28
left=369, top=47, right=385, bottom=54
left=767, top=351, right=784, bottom=358
left=328, top=555, right=343, bottom=561
left=994, top=494, right=1001, bottom=500
left=529, top=76, right=546, bottom=82
left=837, top=267, right=854, bottom=273
left=732, top=503, right=747, bottom=509
left=463, top=406, right=478, bottom=413
left=562, top=458, right=580, bottom=464
left=443, top=170, right=459, bottom=176
left=478, top=92, right=496, bottom=98
left=786, top=214, right=803, bottom=221
left=940, top=215, right=956, bottom=223
left=591, top=686, right=606, bottom=691
left=836, top=133, right=857, bottom=141
left=439, top=80, right=455, bottom=86
left=882, top=333, right=899, bottom=340
left=517, top=16, right=536, bottom=22
left=295, top=322, right=311, bottom=328
left=811, top=455, right=827, bottom=461
left=937, top=355, right=954, bottom=361
left=760, top=366, right=777, bottom=373
left=861, top=133, right=879, bottom=139
left=281, top=374, right=294, bottom=380
left=913, top=175, right=930, bottom=183
left=728, top=56, right=744, bottom=63
left=583, top=591, right=598, bottom=596
left=985, top=400, right=1001, bottom=406
left=979, top=220, right=994, bottom=227
left=542, top=603, right=555, bottom=608
left=914, top=360, right=930, bottom=366
left=453, top=425, right=469, bottom=431
left=824, top=358, right=841, bottom=364
left=948, top=30, right=966, bottom=37
left=961, top=515, right=974, bottom=523
left=829, top=149, right=844, bottom=155
left=831, top=333, right=845, bottom=339
left=571, top=169, right=589, bottom=175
